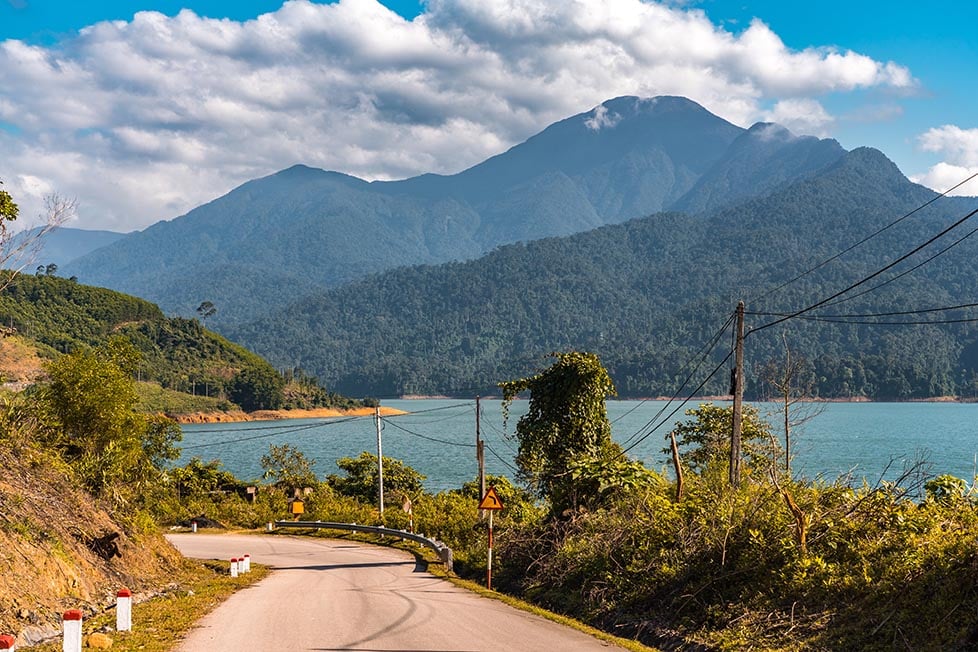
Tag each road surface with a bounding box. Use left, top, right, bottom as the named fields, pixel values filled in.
left=168, top=532, right=628, bottom=651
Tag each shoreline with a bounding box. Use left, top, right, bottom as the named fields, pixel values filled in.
left=170, top=405, right=407, bottom=424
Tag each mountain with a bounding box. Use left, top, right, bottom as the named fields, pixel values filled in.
left=62, top=96, right=843, bottom=325
left=14, top=226, right=125, bottom=269
left=226, top=146, right=978, bottom=400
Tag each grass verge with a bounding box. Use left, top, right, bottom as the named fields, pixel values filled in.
left=28, top=559, right=268, bottom=652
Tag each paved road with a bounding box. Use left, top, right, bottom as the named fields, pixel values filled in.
left=168, top=532, right=626, bottom=651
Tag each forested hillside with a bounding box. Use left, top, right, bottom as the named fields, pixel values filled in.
left=230, top=147, right=978, bottom=400
left=0, top=273, right=360, bottom=412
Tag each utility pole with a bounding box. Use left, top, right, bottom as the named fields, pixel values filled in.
left=375, top=406, right=385, bottom=519
left=730, top=301, right=745, bottom=487
left=476, top=396, right=486, bottom=516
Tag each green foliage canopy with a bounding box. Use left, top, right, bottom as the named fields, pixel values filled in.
left=669, top=403, right=775, bottom=476
left=328, top=451, right=426, bottom=507
left=260, top=444, right=318, bottom=495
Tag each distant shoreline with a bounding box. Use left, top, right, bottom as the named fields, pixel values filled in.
left=171, top=405, right=407, bottom=424
left=394, top=394, right=977, bottom=404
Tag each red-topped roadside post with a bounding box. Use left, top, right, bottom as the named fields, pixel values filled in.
left=116, top=588, right=132, bottom=632
left=0, top=634, right=16, bottom=650
left=62, top=609, right=83, bottom=652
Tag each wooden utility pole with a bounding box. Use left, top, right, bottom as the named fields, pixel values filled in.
left=476, top=396, right=486, bottom=513
left=730, top=301, right=745, bottom=487
left=375, top=406, right=385, bottom=518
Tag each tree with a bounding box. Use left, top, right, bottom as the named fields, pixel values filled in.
left=0, top=183, right=75, bottom=291
left=228, top=363, right=285, bottom=411
left=260, top=444, right=318, bottom=496
left=757, top=332, right=823, bottom=476
left=668, top=403, right=774, bottom=476
left=196, top=300, right=217, bottom=322
left=500, top=351, right=619, bottom=516
left=328, top=452, right=426, bottom=507
left=35, top=338, right=175, bottom=499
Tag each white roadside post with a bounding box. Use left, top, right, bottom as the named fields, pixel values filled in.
left=230, top=558, right=239, bottom=578
left=62, top=610, right=82, bottom=652
left=116, top=588, right=132, bottom=632
left=242, top=554, right=251, bottom=573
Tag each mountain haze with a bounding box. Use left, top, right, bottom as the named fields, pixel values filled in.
left=63, top=96, right=844, bottom=324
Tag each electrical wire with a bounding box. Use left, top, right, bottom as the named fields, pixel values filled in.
left=815, top=222, right=978, bottom=310
left=618, top=346, right=735, bottom=458
left=750, top=170, right=978, bottom=304
left=180, top=416, right=363, bottom=451
left=748, top=301, right=978, bottom=320
left=381, top=416, right=477, bottom=448
left=750, top=206, right=978, bottom=336
left=618, top=310, right=736, bottom=448
left=779, top=315, right=978, bottom=326
left=483, top=440, right=520, bottom=474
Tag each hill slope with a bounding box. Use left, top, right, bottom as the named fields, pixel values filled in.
left=227, top=147, right=978, bottom=400
left=63, top=96, right=843, bottom=325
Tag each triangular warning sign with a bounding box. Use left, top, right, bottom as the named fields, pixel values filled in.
left=478, top=486, right=504, bottom=511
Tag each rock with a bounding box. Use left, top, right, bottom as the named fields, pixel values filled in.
left=86, top=632, right=113, bottom=648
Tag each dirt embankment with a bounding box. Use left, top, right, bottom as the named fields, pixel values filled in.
left=0, top=440, right=189, bottom=646
left=170, top=406, right=407, bottom=424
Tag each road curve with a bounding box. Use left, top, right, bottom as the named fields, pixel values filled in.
left=168, top=532, right=627, bottom=651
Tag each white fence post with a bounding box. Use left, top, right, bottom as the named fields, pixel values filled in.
left=62, top=610, right=82, bottom=652
left=116, top=588, right=132, bottom=632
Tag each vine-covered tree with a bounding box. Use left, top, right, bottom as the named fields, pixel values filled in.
left=500, top=351, right=620, bottom=516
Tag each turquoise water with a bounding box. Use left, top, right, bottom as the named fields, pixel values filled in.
left=177, top=399, right=978, bottom=492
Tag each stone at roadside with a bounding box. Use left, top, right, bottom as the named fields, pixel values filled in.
left=86, top=632, right=113, bottom=648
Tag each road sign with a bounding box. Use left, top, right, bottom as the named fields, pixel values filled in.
left=478, top=486, right=504, bottom=511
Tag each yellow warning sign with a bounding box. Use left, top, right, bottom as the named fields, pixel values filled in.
left=478, top=486, right=504, bottom=511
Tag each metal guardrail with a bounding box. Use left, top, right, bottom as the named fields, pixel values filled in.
left=273, top=520, right=453, bottom=572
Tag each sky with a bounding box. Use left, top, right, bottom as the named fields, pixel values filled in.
left=2, top=0, right=977, bottom=232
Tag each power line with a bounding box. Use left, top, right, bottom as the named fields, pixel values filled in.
left=619, top=310, right=736, bottom=448
left=483, top=440, right=520, bottom=474
left=750, top=170, right=978, bottom=304
left=783, top=315, right=978, bottom=327
left=748, top=301, right=978, bottom=320
left=180, top=416, right=363, bottom=451
left=816, top=222, right=978, bottom=310
left=750, top=205, right=978, bottom=336
left=618, top=346, right=735, bottom=458
left=380, top=416, right=477, bottom=448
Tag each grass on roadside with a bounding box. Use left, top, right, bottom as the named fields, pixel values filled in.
left=29, top=559, right=268, bottom=652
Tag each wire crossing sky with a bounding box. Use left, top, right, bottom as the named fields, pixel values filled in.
left=2, top=0, right=977, bottom=232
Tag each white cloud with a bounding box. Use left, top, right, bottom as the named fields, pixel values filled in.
left=910, top=162, right=978, bottom=197
left=584, top=105, right=621, bottom=130
left=911, top=126, right=978, bottom=196
left=761, top=98, right=834, bottom=137
left=918, top=125, right=978, bottom=168
left=0, top=0, right=916, bottom=230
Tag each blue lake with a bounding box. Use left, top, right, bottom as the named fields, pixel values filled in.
left=177, top=399, right=978, bottom=493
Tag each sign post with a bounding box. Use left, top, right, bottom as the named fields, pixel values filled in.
left=477, top=486, right=504, bottom=590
